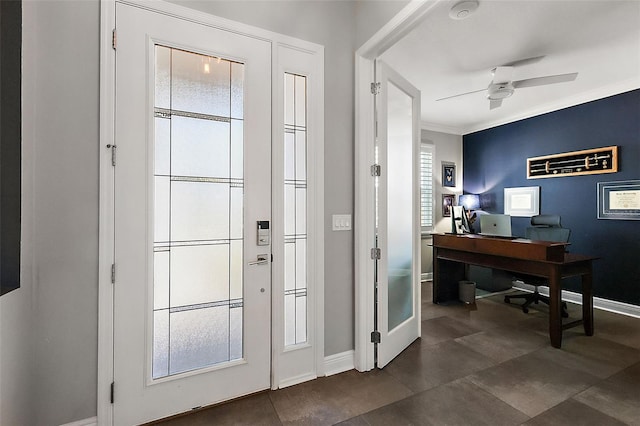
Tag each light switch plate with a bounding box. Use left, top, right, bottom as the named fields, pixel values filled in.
left=332, top=214, right=352, bottom=231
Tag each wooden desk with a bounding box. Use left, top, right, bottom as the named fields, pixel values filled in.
left=432, top=233, right=596, bottom=348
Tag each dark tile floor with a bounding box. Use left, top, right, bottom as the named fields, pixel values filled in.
left=153, top=282, right=640, bottom=425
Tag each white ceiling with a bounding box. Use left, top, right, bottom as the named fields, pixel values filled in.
left=380, top=0, right=640, bottom=135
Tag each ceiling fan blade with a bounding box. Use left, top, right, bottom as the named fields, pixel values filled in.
left=492, top=66, right=513, bottom=84
left=489, top=99, right=503, bottom=110
left=513, top=72, right=578, bottom=88
left=435, top=87, right=486, bottom=102
left=502, top=55, right=545, bottom=68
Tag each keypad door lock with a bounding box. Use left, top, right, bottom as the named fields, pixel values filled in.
left=257, top=220, right=270, bottom=246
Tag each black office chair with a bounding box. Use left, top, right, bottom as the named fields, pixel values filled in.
left=504, top=214, right=570, bottom=317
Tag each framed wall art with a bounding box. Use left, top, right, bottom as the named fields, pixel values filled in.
left=504, top=186, right=540, bottom=217
left=442, top=194, right=455, bottom=217
left=527, top=146, right=618, bottom=179
left=597, top=180, right=640, bottom=220
left=442, top=162, right=455, bottom=187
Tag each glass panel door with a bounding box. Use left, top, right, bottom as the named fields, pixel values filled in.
left=113, top=4, right=271, bottom=424
left=374, top=60, right=421, bottom=368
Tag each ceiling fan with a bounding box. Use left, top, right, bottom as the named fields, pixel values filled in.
left=436, top=56, right=578, bottom=110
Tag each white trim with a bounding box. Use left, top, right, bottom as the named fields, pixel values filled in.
left=421, top=120, right=464, bottom=136
left=358, top=0, right=442, bottom=59
left=277, top=372, right=318, bottom=390
left=98, top=1, right=116, bottom=425
left=59, top=417, right=98, bottom=426
left=512, top=281, right=640, bottom=318
left=117, top=0, right=321, bottom=52
left=324, top=350, right=355, bottom=377
left=354, top=55, right=376, bottom=372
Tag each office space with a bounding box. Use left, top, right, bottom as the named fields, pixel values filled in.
left=0, top=1, right=638, bottom=425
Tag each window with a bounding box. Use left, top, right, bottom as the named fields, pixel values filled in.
left=420, top=143, right=434, bottom=232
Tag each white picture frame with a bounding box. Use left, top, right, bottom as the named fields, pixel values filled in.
left=504, top=186, right=540, bottom=217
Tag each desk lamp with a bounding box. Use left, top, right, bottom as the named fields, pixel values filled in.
left=458, top=194, right=480, bottom=232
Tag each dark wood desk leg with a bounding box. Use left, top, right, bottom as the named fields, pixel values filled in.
left=582, top=264, right=594, bottom=336
left=549, top=268, right=563, bottom=348
left=433, top=248, right=440, bottom=304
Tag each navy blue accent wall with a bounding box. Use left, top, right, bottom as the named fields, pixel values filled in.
left=463, top=89, right=640, bottom=306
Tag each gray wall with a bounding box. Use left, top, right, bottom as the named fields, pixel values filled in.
left=0, top=1, right=408, bottom=424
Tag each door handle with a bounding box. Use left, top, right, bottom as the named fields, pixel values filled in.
left=248, top=254, right=269, bottom=266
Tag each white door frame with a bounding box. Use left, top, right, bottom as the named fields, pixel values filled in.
left=354, top=0, right=441, bottom=372
left=98, top=1, right=324, bottom=423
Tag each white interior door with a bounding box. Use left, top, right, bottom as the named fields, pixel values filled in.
left=375, top=60, right=421, bottom=368
left=113, top=3, right=271, bottom=424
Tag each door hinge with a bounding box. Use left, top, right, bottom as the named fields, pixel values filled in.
left=111, top=264, right=116, bottom=284
left=107, top=144, right=117, bottom=166
left=110, top=381, right=115, bottom=404
left=371, top=82, right=381, bottom=95
left=371, top=247, right=381, bottom=260
left=371, top=164, right=381, bottom=177
left=112, top=29, right=117, bottom=50
left=371, top=331, right=381, bottom=343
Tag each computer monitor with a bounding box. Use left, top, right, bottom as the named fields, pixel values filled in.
left=479, top=214, right=512, bottom=237
left=451, top=205, right=472, bottom=234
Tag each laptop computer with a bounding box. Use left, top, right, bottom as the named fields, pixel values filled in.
left=479, top=214, right=512, bottom=238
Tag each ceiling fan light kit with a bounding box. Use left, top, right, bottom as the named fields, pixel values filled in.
left=449, top=0, right=479, bottom=20
left=487, top=83, right=514, bottom=100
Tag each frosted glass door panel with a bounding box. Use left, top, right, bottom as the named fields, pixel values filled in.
left=231, top=120, right=243, bottom=179
left=153, top=45, right=245, bottom=379
left=155, top=46, right=171, bottom=110
left=171, top=48, right=231, bottom=117
left=155, top=118, right=170, bottom=175
left=170, top=181, right=230, bottom=242
left=171, top=116, right=230, bottom=178
left=386, top=82, right=414, bottom=331
left=154, top=176, right=170, bottom=242
left=283, top=73, right=307, bottom=347
left=230, top=62, right=244, bottom=119
left=169, top=306, right=230, bottom=374
left=170, top=245, right=229, bottom=307
left=154, top=252, right=170, bottom=309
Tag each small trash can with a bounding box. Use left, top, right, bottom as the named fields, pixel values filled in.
left=459, top=280, right=476, bottom=304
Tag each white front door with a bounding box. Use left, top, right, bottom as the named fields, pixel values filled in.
left=374, top=60, right=421, bottom=368
left=113, top=3, right=271, bottom=424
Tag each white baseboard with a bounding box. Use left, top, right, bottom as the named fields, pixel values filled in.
left=278, top=372, right=318, bottom=389
left=324, top=350, right=354, bottom=376
left=60, top=417, right=97, bottom=426
left=512, top=281, right=640, bottom=318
